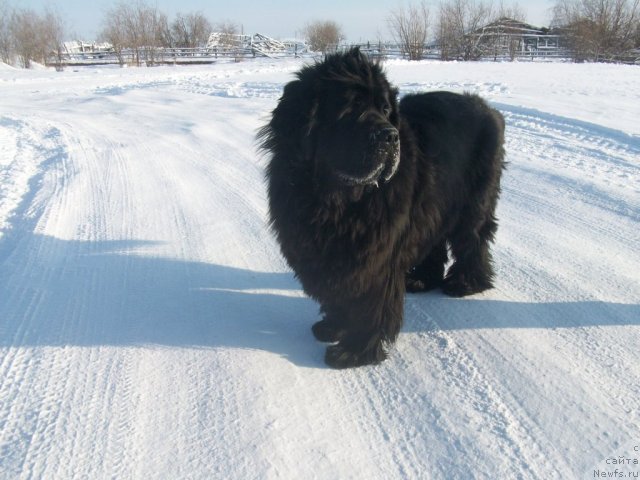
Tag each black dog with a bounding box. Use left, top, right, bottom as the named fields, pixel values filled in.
left=259, top=49, right=505, bottom=368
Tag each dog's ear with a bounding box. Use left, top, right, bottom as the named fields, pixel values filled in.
left=389, top=87, right=400, bottom=126
left=262, top=80, right=317, bottom=156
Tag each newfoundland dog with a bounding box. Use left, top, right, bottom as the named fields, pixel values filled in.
left=259, top=48, right=505, bottom=369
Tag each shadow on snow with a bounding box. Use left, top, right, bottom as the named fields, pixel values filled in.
left=0, top=235, right=637, bottom=368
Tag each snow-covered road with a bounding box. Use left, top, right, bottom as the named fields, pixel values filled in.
left=1, top=59, right=638, bottom=479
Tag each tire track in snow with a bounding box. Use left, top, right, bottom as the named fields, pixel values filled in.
left=402, top=104, right=639, bottom=477
left=0, top=120, right=76, bottom=478
left=342, top=359, right=446, bottom=478
left=98, top=352, right=135, bottom=480
left=496, top=106, right=639, bottom=302
left=405, top=299, right=556, bottom=478
left=23, top=93, right=287, bottom=478
left=0, top=116, right=143, bottom=478
left=1, top=64, right=638, bottom=479
left=499, top=103, right=639, bottom=218
left=0, top=117, right=70, bottom=251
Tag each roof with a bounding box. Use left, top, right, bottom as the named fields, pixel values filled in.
left=473, top=17, right=547, bottom=36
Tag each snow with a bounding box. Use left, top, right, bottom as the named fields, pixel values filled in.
left=0, top=58, right=639, bottom=479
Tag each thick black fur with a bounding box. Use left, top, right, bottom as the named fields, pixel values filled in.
left=259, top=49, right=505, bottom=369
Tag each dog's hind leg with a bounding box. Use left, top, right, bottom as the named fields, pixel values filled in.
left=442, top=207, right=498, bottom=297
left=406, top=241, right=448, bottom=293
left=443, top=109, right=504, bottom=298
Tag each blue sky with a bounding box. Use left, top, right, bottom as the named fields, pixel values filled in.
left=12, top=0, right=556, bottom=41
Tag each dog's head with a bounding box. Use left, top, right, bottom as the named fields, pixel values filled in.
left=260, top=48, right=401, bottom=192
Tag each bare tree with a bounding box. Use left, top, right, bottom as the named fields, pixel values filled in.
left=101, top=3, right=128, bottom=65
left=1, top=3, right=63, bottom=68
left=135, top=1, right=165, bottom=64
left=436, top=0, right=494, bottom=60
left=9, top=9, right=41, bottom=67
left=495, top=0, right=526, bottom=21
left=171, top=14, right=189, bottom=47
left=172, top=12, right=212, bottom=48
left=553, top=0, right=640, bottom=61
left=41, top=6, right=66, bottom=68
left=304, top=20, right=344, bottom=53
left=0, top=0, right=13, bottom=64
left=388, top=1, right=430, bottom=60
left=100, top=1, right=167, bottom=66
left=156, top=12, right=172, bottom=48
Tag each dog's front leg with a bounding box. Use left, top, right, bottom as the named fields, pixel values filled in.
left=323, top=272, right=405, bottom=369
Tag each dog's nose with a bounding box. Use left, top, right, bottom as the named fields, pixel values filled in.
left=376, top=127, right=399, bottom=145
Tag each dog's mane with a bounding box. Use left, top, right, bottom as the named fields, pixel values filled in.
left=257, top=48, right=389, bottom=156
left=298, top=48, right=385, bottom=90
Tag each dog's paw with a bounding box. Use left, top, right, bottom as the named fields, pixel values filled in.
left=324, top=342, right=387, bottom=369
left=405, top=277, right=427, bottom=293
left=405, top=267, right=444, bottom=293
left=312, top=319, right=346, bottom=343
left=406, top=276, right=442, bottom=293
left=442, top=274, right=492, bottom=297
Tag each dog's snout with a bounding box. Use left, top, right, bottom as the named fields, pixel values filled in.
left=375, top=127, right=399, bottom=145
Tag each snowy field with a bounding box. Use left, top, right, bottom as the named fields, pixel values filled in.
left=0, top=57, right=638, bottom=479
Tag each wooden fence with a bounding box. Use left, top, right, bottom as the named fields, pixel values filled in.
left=48, top=45, right=577, bottom=68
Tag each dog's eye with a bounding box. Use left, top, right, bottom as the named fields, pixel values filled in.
left=382, top=104, right=392, bottom=117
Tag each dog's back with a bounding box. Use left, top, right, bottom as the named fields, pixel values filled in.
left=400, top=91, right=506, bottom=297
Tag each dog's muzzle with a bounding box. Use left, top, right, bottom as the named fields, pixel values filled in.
left=374, top=127, right=400, bottom=183
left=335, top=126, right=401, bottom=187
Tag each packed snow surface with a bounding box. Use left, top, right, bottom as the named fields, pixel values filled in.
left=0, top=58, right=638, bottom=479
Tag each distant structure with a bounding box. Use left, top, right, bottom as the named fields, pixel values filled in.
left=62, top=41, right=113, bottom=58
left=468, top=17, right=566, bottom=60
left=47, top=21, right=579, bottom=67
left=206, top=33, right=307, bottom=58
left=48, top=33, right=308, bottom=66
left=334, top=18, right=568, bottom=61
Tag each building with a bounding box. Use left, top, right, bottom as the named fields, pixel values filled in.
left=469, top=18, right=567, bottom=60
